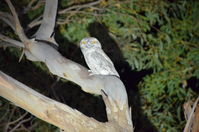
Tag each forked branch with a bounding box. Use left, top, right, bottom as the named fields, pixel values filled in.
left=5, top=0, right=28, bottom=43
left=0, top=0, right=133, bottom=131
left=0, top=33, right=24, bottom=48
left=0, top=71, right=117, bottom=132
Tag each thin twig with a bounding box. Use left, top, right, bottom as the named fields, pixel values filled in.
left=24, top=0, right=44, bottom=13
left=0, top=33, right=24, bottom=48
left=50, top=77, right=61, bottom=101
left=28, top=120, right=38, bottom=131
left=4, top=106, right=17, bottom=132
left=0, top=105, right=10, bottom=122
left=27, top=0, right=103, bottom=28
left=26, top=0, right=37, bottom=9
left=57, top=10, right=102, bottom=25
left=26, top=15, right=42, bottom=29
left=9, top=115, right=33, bottom=132
left=10, top=126, right=31, bottom=132
left=59, top=0, right=103, bottom=14
left=31, top=0, right=44, bottom=10
left=7, top=112, right=29, bottom=125
left=0, top=11, right=15, bottom=31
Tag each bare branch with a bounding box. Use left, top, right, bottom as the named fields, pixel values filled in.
left=26, top=0, right=38, bottom=10
left=5, top=0, right=28, bottom=43
left=0, top=106, right=10, bottom=122
left=59, top=0, right=103, bottom=14
left=0, top=71, right=119, bottom=132
left=4, top=112, right=30, bottom=132
left=4, top=106, right=17, bottom=132
left=101, top=90, right=133, bottom=131
left=57, top=18, right=72, bottom=25
left=9, top=116, right=33, bottom=132
left=0, top=1, right=134, bottom=131
left=7, top=112, right=29, bottom=126
left=0, top=34, right=24, bottom=48
left=26, top=15, right=42, bottom=30
left=34, top=0, right=58, bottom=40
left=0, top=11, right=15, bottom=31
left=24, top=0, right=44, bottom=13
left=26, top=0, right=103, bottom=28
left=57, top=10, right=102, bottom=25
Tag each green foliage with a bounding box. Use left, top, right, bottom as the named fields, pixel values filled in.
left=101, top=0, right=198, bottom=131
left=98, top=0, right=198, bottom=131
left=27, top=6, right=44, bottom=19
left=59, top=19, right=92, bottom=43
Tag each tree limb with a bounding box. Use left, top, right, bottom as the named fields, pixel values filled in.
left=0, top=71, right=115, bottom=132
left=0, top=0, right=134, bottom=131
left=33, top=0, right=58, bottom=46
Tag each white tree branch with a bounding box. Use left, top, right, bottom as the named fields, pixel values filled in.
left=0, top=71, right=118, bottom=132
left=34, top=0, right=57, bottom=40
left=0, top=0, right=134, bottom=131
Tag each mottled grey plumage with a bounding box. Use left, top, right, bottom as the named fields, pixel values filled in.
left=80, top=37, right=120, bottom=77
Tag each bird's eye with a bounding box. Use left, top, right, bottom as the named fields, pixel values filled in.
left=91, top=40, right=97, bottom=44
left=81, top=41, right=87, bottom=45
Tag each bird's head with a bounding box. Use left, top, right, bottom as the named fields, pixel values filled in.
left=80, top=37, right=102, bottom=50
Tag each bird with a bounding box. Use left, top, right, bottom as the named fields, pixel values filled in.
left=80, top=37, right=120, bottom=77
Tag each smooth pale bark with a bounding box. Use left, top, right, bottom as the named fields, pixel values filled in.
left=25, top=41, right=132, bottom=129
left=0, top=71, right=121, bottom=132
left=34, top=0, right=57, bottom=40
